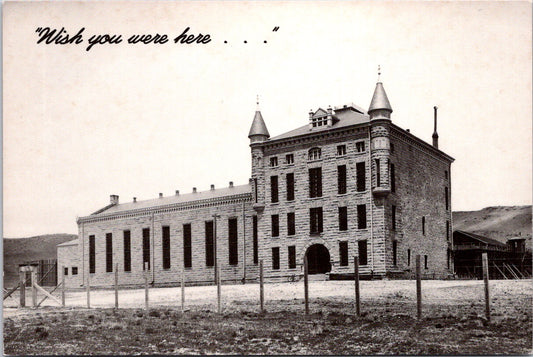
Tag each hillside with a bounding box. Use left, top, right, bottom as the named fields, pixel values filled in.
left=453, top=205, right=532, bottom=243
left=3, top=233, right=77, bottom=288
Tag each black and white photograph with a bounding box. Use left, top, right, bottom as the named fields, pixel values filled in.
left=2, top=1, right=532, bottom=355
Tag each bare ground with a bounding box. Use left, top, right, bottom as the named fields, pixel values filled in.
left=3, top=279, right=532, bottom=355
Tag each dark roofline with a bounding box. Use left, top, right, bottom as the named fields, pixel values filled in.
left=256, top=120, right=370, bottom=147
left=454, top=230, right=507, bottom=247
left=390, top=124, right=455, bottom=162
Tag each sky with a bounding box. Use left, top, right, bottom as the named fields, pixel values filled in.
left=3, top=1, right=532, bottom=238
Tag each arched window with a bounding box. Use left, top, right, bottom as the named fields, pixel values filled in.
left=308, top=147, right=321, bottom=161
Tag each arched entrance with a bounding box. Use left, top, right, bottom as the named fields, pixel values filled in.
left=305, top=244, right=331, bottom=274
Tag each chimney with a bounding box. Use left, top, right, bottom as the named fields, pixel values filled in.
left=229, top=181, right=234, bottom=188
left=159, top=193, right=163, bottom=198
left=193, top=187, right=197, bottom=193
left=432, top=106, right=439, bottom=149
left=406, top=129, right=410, bottom=133
left=327, top=106, right=333, bottom=127
left=175, top=190, right=179, bottom=196
left=133, top=197, right=137, bottom=203
left=309, top=109, right=314, bottom=130
left=210, top=184, right=215, bottom=191
left=110, top=195, right=119, bottom=205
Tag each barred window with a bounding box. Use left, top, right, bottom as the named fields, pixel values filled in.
left=183, top=224, right=192, bottom=268
left=286, top=173, right=295, bottom=201
left=358, top=240, right=368, bottom=265
left=162, top=226, right=171, bottom=270
left=339, top=207, right=348, bottom=231
left=228, top=218, right=238, bottom=265
left=271, top=215, right=279, bottom=237
left=106, top=233, right=113, bottom=273
left=143, top=228, right=150, bottom=270
left=356, top=162, right=366, bottom=192
left=287, top=212, right=296, bottom=236
left=309, top=167, right=322, bottom=198
left=272, top=247, right=280, bottom=270
left=338, top=165, right=347, bottom=194
left=310, top=207, right=323, bottom=234
left=123, top=230, right=131, bottom=272
left=288, top=246, right=296, bottom=269
left=271, top=176, right=279, bottom=203
left=339, top=241, right=348, bottom=266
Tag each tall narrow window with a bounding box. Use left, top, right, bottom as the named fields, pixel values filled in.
left=286, top=154, right=294, bottom=165
left=228, top=218, right=238, bottom=265
left=253, top=216, right=258, bottom=264
left=357, top=205, right=367, bottom=229
left=392, top=240, right=397, bottom=266
left=106, top=233, right=113, bottom=272
left=356, top=141, right=365, bottom=152
left=445, top=170, right=448, bottom=180
left=407, top=249, right=411, bottom=267
left=123, top=230, right=131, bottom=272
left=183, top=224, right=192, bottom=268
left=64, top=267, right=69, bottom=276
left=162, top=226, right=171, bottom=269
left=339, top=241, right=348, bottom=266
left=286, top=173, right=295, bottom=201
left=445, top=187, right=449, bottom=210
left=390, top=163, right=396, bottom=192
left=424, top=255, right=428, bottom=269
left=356, top=162, right=366, bottom=192
left=309, top=207, right=323, bottom=234
left=272, top=247, right=280, bottom=270
left=271, top=215, right=279, bottom=237
left=288, top=246, right=296, bottom=269
left=309, top=167, right=322, bottom=198
left=358, top=240, right=368, bottom=265
left=422, top=216, right=426, bottom=235
left=447, top=249, right=450, bottom=269
left=339, top=206, right=348, bottom=231
left=337, top=165, right=347, bottom=194
left=205, top=221, right=214, bottom=267
left=446, top=220, right=450, bottom=241
left=271, top=176, right=279, bottom=203
left=392, top=205, right=397, bottom=230
left=287, top=212, right=295, bottom=236
left=142, top=228, right=150, bottom=270
left=89, top=235, right=95, bottom=274
left=375, top=159, right=381, bottom=187
left=254, top=178, right=258, bottom=203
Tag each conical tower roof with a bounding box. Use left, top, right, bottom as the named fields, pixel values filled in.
left=248, top=110, right=270, bottom=138
left=368, top=82, right=393, bottom=114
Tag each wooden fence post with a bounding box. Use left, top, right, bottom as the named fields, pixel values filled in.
left=217, top=264, right=222, bottom=314
left=19, top=271, right=26, bottom=308
left=304, top=254, right=309, bottom=315
left=144, top=262, right=149, bottom=310
left=114, top=263, right=119, bottom=309
left=482, top=253, right=490, bottom=322
left=181, top=268, right=185, bottom=313
left=259, top=260, right=264, bottom=313
left=354, top=256, right=360, bottom=317
left=31, top=268, right=37, bottom=308
left=86, top=273, right=91, bottom=309
left=61, top=266, right=66, bottom=307
left=416, top=255, right=422, bottom=320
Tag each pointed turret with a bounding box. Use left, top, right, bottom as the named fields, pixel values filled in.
left=248, top=97, right=270, bottom=143
left=368, top=66, right=393, bottom=121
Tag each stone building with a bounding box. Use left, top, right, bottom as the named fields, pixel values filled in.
left=58, top=78, right=454, bottom=288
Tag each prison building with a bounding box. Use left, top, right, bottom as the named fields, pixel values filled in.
left=58, top=78, right=455, bottom=288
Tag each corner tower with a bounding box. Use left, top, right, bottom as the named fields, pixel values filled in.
left=248, top=98, right=269, bottom=211
left=368, top=69, right=393, bottom=197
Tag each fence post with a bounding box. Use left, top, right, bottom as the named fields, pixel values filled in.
left=217, top=264, right=222, bottom=314
left=259, top=259, right=264, bottom=313
left=416, top=255, right=422, bottom=320
left=354, top=256, right=360, bottom=317
left=304, top=254, right=309, bottom=315
left=61, top=266, right=66, bottom=307
left=86, top=272, right=91, bottom=309
left=482, top=252, right=490, bottom=322
left=181, top=268, right=185, bottom=313
left=31, top=268, right=37, bottom=308
left=114, top=263, right=119, bottom=309
left=144, top=262, right=149, bottom=310
left=19, top=271, right=26, bottom=308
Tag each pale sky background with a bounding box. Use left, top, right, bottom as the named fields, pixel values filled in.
left=3, top=1, right=532, bottom=238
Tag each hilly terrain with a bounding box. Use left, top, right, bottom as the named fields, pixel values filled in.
left=453, top=205, right=531, bottom=243
left=3, top=233, right=77, bottom=288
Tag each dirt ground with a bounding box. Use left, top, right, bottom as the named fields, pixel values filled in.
left=3, top=279, right=532, bottom=355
